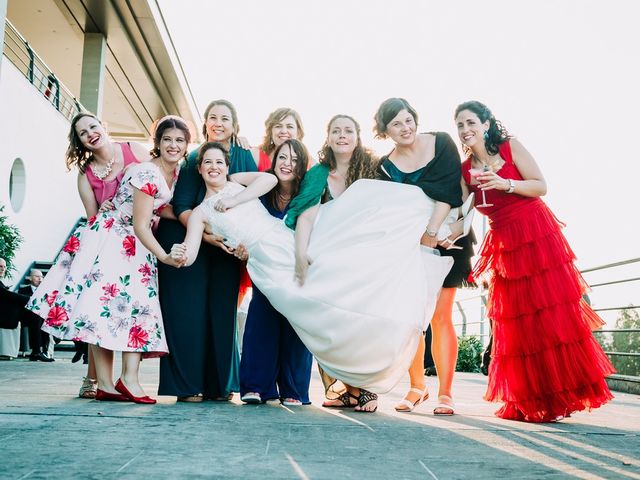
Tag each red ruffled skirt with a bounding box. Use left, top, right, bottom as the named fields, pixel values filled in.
left=472, top=199, right=615, bottom=422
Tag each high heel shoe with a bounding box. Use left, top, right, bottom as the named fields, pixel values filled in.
left=441, top=207, right=475, bottom=250
left=459, top=192, right=475, bottom=219
left=115, top=378, right=157, bottom=404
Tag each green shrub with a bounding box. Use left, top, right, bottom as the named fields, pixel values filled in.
left=0, top=204, right=23, bottom=274
left=456, top=335, right=483, bottom=373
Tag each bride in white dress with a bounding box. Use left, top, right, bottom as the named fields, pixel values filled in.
left=171, top=142, right=454, bottom=397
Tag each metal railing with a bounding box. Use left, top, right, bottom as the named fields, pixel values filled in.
left=452, top=257, right=640, bottom=389
left=2, top=20, right=85, bottom=122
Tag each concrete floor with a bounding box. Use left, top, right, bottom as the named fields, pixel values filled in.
left=0, top=352, right=639, bottom=479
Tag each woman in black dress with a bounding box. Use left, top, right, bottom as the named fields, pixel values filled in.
left=155, top=100, right=258, bottom=402
left=374, top=98, right=475, bottom=415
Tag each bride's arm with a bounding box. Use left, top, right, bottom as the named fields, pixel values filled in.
left=294, top=204, right=320, bottom=286
left=422, top=202, right=452, bottom=248
left=215, top=172, right=278, bottom=211
left=171, top=206, right=207, bottom=267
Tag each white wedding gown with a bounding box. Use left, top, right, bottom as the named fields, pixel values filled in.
left=202, top=179, right=453, bottom=393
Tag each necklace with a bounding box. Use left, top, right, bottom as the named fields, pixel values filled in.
left=472, top=154, right=501, bottom=171
left=91, top=144, right=117, bottom=180
left=276, top=189, right=291, bottom=208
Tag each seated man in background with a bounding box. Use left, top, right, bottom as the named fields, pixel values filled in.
left=19, top=269, right=54, bottom=362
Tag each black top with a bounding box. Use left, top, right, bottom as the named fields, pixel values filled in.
left=377, top=132, right=463, bottom=207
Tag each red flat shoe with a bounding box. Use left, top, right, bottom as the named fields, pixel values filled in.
left=115, top=379, right=157, bottom=404
left=95, top=389, right=131, bottom=402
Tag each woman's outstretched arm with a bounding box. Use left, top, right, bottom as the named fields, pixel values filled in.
left=294, top=204, right=320, bottom=286
left=215, top=172, right=277, bottom=211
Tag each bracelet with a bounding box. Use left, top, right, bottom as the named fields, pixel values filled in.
left=425, top=227, right=437, bottom=237
left=505, top=179, right=515, bottom=194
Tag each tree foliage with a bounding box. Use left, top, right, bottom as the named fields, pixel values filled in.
left=456, top=335, right=483, bottom=373
left=602, top=307, right=640, bottom=377
left=0, top=204, right=23, bottom=274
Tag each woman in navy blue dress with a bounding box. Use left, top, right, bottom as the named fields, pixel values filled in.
left=238, top=139, right=313, bottom=405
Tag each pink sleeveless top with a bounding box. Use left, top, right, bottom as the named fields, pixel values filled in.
left=86, top=142, right=140, bottom=204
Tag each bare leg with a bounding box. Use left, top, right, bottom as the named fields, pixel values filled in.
left=431, top=288, right=458, bottom=413
left=87, top=347, right=96, bottom=379
left=120, top=352, right=146, bottom=397
left=91, top=345, right=116, bottom=393
left=395, top=335, right=428, bottom=410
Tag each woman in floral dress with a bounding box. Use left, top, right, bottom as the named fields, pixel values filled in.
left=27, top=117, right=189, bottom=404
left=66, top=111, right=150, bottom=399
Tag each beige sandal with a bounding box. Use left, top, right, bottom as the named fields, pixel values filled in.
left=78, top=376, right=98, bottom=399
left=395, top=386, right=429, bottom=413
left=433, top=395, right=455, bottom=415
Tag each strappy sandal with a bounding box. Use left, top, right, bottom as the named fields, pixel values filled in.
left=433, top=395, right=455, bottom=415
left=395, top=386, right=429, bottom=413
left=322, top=391, right=358, bottom=408
left=78, top=376, right=98, bottom=399
left=354, top=389, right=378, bottom=413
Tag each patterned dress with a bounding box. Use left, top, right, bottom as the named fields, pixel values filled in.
left=27, top=163, right=172, bottom=356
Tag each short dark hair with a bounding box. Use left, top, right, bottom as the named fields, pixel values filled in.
left=373, top=98, right=419, bottom=139
left=197, top=141, right=230, bottom=167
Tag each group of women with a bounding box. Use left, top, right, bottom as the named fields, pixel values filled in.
left=25, top=97, right=615, bottom=423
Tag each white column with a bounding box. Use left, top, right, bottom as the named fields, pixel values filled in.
left=79, top=32, right=106, bottom=116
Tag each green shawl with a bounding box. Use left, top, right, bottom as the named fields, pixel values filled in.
left=284, top=163, right=330, bottom=230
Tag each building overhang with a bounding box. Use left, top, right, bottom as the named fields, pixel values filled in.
left=6, top=0, right=201, bottom=141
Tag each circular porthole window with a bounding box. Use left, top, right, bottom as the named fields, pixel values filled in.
left=9, top=158, right=26, bottom=212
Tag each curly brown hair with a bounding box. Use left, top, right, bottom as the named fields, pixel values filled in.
left=65, top=112, right=103, bottom=173
left=318, top=115, right=379, bottom=187
left=259, top=107, right=305, bottom=155
left=454, top=100, right=511, bottom=157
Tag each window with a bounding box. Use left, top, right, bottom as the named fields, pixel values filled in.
left=9, top=158, right=26, bottom=212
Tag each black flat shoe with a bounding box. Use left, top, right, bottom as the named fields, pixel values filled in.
left=29, top=353, right=55, bottom=362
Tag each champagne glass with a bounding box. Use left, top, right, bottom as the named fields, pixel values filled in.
left=469, top=165, right=494, bottom=207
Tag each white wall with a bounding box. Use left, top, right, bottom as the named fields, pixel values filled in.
left=0, top=58, right=82, bottom=285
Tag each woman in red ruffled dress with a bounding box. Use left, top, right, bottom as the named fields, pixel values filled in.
left=455, top=100, right=615, bottom=422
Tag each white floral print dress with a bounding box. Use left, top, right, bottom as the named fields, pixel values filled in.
left=27, top=162, right=172, bottom=356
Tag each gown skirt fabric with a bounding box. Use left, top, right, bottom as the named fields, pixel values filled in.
left=203, top=179, right=453, bottom=394
left=463, top=141, right=615, bottom=422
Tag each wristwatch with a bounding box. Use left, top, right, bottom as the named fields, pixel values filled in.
left=506, top=179, right=515, bottom=194
left=425, top=228, right=437, bottom=237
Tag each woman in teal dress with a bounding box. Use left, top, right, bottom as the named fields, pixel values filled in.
left=155, top=100, right=258, bottom=402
